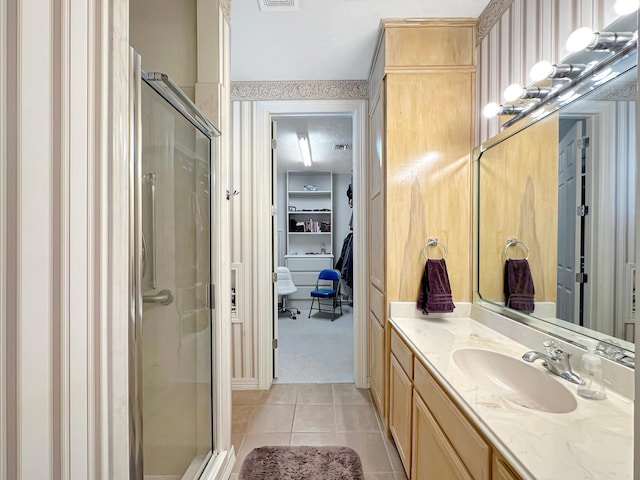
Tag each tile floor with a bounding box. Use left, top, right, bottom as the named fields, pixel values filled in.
left=230, top=383, right=408, bottom=480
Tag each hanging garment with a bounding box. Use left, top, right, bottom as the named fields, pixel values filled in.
left=417, top=258, right=455, bottom=314
left=335, top=232, right=354, bottom=288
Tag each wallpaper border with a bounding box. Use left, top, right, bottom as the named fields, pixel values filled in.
left=230, top=80, right=369, bottom=101
left=477, top=0, right=515, bottom=44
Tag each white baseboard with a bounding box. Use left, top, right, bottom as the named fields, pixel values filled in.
left=232, top=378, right=260, bottom=390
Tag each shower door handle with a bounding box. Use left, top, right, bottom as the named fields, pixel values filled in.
left=143, top=289, right=174, bottom=305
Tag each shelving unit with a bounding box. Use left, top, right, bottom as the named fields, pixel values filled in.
left=285, top=171, right=335, bottom=306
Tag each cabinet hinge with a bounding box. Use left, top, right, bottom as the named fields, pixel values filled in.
left=272, top=272, right=278, bottom=283
left=576, top=205, right=589, bottom=216
left=271, top=138, right=277, bottom=149
left=577, top=136, right=590, bottom=149
left=272, top=338, right=278, bottom=349
left=576, top=273, right=589, bottom=284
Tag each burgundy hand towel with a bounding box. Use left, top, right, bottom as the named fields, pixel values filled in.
left=417, top=258, right=455, bottom=314
left=504, top=259, right=535, bottom=313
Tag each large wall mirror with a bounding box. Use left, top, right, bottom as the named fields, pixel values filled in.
left=475, top=24, right=637, bottom=368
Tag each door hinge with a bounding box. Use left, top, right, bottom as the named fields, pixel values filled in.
left=576, top=273, right=589, bottom=283
left=272, top=272, right=278, bottom=283
left=271, top=138, right=277, bottom=149
left=271, top=205, right=278, bottom=216
left=577, top=137, right=590, bottom=149
left=576, top=205, right=589, bottom=216
left=272, top=338, right=278, bottom=349
left=208, top=283, right=215, bottom=309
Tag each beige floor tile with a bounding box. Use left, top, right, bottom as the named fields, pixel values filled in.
left=364, top=473, right=397, bottom=480
left=335, top=404, right=380, bottom=432
left=232, top=405, right=258, bottom=433
left=333, top=384, right=372, bottom=405
left=262, top=383, right=298, bottom=404
left=247, top=404, right=295, bottom=433
left=290, top=432, right=338, bottom=446
left=383, top=434, right=406, bottom=473
left=232, top=390, right=264, bottom=405
left=335, top=432, right=393, bottom=473
left=296, top=383, right=334, bottom=404
left=292, top=404, right=336, bottom=433
left=395, top=469, right=409, bottom=480
left=232, top=433, right=291, bottom=473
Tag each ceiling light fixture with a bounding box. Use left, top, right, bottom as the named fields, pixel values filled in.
left=615, top=0, right=639, bottom=15
left=529, top=61, right=588, bottom=81
left=298, top=135, right=312, bottom=167
left=503, top=84, right=552, bottom=102
left=566, top=27, right=635, bottom=52
left=482, top=102, right=528, bottom=119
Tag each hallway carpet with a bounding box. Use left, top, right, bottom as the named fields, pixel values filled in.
left=239, top=446, right=363, bottom=480
left=277, top=305, right=353, bottom=383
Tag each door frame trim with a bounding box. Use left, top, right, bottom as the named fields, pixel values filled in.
left=254, top=99, right=368, bottom=390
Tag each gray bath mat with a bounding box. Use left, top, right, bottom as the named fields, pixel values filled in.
left=239, top=445, right=364, bottom=480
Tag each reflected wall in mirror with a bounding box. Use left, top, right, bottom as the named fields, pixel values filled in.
left=477, top=66, right=637, bottom=355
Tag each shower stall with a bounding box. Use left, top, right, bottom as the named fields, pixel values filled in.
left=129, top=50, right=220, bottom=479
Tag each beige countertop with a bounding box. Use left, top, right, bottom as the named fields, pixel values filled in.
left=389, top=310, right=633, bottom=480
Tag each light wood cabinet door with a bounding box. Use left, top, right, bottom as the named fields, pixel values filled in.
left=369, top=313, right=385, bottom=417
left=412, top=392, right=473, bottom=480
left=492, top=453, right=522, bottom=480
left=389, top=354, right=412, bottom=476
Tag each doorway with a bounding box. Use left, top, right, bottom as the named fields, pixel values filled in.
left=272, top=115, right=356, bottom=383
left=253, top=99, right=368, bottom=390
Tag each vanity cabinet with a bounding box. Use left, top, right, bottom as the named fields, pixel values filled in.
left=367, top=19, right=476, bottom=429
left=412, top=391, right=473, bottom=480
left=492, top=454, right=522, bottom=480
left=389, top=331, right=414, bottom=476
left=390, top=325, right=521, bottom=480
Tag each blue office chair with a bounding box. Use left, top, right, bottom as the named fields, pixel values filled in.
left=308, top=269, right=343, bottom=321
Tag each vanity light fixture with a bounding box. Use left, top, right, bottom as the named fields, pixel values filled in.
left=614, top=0, right=639, bottom=15
left=482, top=102, right=528, bottom=119
left=529, top=61, right=588, bottom=82
left=298, top=134, right=312, bottom=167
left=503, top=84, right=552, bottom=102
left=566, top=26, right=635, bottom=52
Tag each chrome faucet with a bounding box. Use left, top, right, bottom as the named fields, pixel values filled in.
left=522, top=340, right=584, bottom=385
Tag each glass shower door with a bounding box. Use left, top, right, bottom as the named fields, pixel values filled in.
left=139, top=79, right=213, bottom=479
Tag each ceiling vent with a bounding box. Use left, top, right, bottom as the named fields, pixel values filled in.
left=257, top=0, right=299, bottom=12
left=333, top=144, right=352, bottom=151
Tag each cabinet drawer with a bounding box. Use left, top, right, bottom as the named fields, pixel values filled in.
left=290, top=272, right=318, bottom=286
left=286, top=286, right=314, bottom=300
left=286, top=256, right=333, bottom=272
left=391, top=329, right=413, bottom=378
left=414, top=360, right=490, bottom=480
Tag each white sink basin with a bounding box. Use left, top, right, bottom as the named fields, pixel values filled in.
left=452, top=348, right=577, bottom=414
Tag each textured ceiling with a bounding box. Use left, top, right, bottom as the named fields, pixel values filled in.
left=230, top=0, right=491, bottom=81
left=275, top=116, right=353, bottom=174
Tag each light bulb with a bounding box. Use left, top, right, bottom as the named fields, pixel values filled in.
left=566, top=27, right=598, bottom=52
left=482, top=102, right=501, bottom=119
left=504, top=84, right=525, bottom=102
left=530, top=61, right=554, bottom=82
left=615, top=0, right=639, bottom=15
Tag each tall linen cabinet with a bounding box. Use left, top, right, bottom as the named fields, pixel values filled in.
left=367, top=19, right=476, bottom=428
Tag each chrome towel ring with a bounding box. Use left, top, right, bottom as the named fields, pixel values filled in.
left=422, top=237, right=448, bottom=261
left=505, top=237, right=530, bottom=260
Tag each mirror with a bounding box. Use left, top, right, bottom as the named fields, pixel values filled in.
left=476, top=56, right=637, bottom=365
